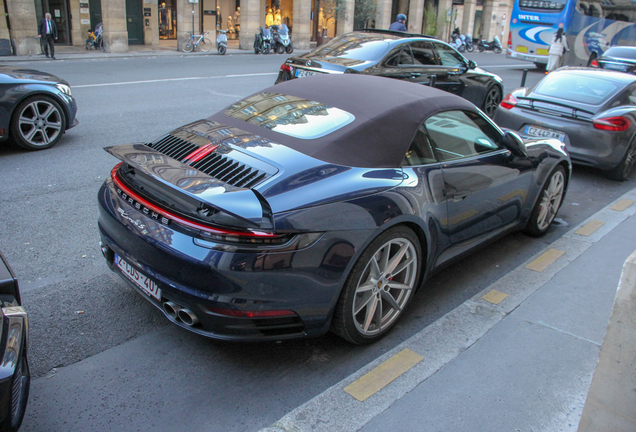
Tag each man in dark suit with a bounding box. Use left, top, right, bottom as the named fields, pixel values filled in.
left=37, top=13, right=58, bottom=59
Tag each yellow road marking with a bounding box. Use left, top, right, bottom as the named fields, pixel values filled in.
left=482, top=289, right=509, bottom=305
left=344, top=348, right=423, bottom=402
left=575, top=220, right=605, bottom=237
left=611, top=199, right=634, bottom=212
left=526, top=249, right=565, bottom=272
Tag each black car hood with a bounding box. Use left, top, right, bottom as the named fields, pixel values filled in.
left=0, top=65, right=67, bottom=85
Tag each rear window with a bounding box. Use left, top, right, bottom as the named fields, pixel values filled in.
left=307, top=34, right=390, bottom=61
left=225, top=92, right=355, bottom=139
left=604, top=47, right=636, bottom=60
left=533, top=73, right=622, bottom=105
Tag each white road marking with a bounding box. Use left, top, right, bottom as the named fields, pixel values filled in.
left=73, top=72, right=278, bottom=88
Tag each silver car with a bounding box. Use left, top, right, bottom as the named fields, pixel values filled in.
left=494, top=67, right=636, bottom=181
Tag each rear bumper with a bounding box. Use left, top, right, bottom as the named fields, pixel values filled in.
left=494, top=107, right=630, bottom=170
left=97, top=179, right=366, bottom=341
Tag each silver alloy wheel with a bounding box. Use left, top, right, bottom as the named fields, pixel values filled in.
left=17, top=100, right=62, bottom=147
left=483, top=87, right=501, bottom=117
left=536, top=170, right=565, bottom=231
left=352, top=237, right=417, bottom=336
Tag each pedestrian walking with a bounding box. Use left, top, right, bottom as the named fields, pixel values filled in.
left=546, top=24, right=569, bottom=72
left=389, top=14, right=407, bottom=32
left=38, top=12, right=58, bottom=60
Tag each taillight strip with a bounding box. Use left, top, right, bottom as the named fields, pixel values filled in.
left=110, top=163, right=279, bottom=238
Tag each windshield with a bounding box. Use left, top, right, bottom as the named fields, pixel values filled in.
left=306, top=34, right=390, bottom=61
left=225, top=92, right=355, bottom=139
left=533, top=72, right=622, bottom=105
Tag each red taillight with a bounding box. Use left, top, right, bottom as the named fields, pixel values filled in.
left=110, top=163, right=282, bottom=240
left=590, top=59, right=598, bottom=67
left=507, top=32, right=512, bottom=49
left=593, top=116, right=631, bottom=131
left=280, top=63, right=293, bottom=72
left=500, top=93, right=518, bottom=109
left=206, top=307, right=296, bottom=318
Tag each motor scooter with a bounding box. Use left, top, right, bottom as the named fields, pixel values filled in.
left=478, top=36, right=502, bottom=54
left=450, top=33, right=465, bottom=52
left=463, top=34, right=474, bottom=52
left=216, top=26, right=228, bottom=55
left=270, top=24, right=293, bottom=54
left=254, top=27, right=273, bottom=54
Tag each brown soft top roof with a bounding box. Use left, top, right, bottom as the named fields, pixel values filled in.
left=210, top=74, right=477, bottom=168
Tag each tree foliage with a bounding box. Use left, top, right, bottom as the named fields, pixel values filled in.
left=423, top=4, right=437, bottom=36
left=354, top=0, right=377, bottom=29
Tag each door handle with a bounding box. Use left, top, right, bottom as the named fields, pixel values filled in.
left=128, top=18, right=132, bottom=22
left=452, top=191, right=471, bottom=202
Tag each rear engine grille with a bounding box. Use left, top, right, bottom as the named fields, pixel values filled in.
left=190, top=153, right=268, bottom=188
left=147, top=135, right=272, bottom=188
left=147, top=135, right=198, bottom=162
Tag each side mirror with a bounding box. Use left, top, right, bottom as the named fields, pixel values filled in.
left=501, top=130, right=527, bottom=157
left=468, top=60, right=477, bottom=69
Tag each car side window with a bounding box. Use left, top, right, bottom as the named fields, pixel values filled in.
left=425, top=110, right=502, bottom=162
left=384, top=46, right=414, bottom=66
left=433, top=42, right=466, bottom=67
left=409, top=42, right=438, bottom=66
left=402, top=124, right=437, bottom=166
left=628, top=88, right=636, bottom=105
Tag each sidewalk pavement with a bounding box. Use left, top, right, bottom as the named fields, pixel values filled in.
left=0, top=39, right=275, bottom=62
left=262, top=186, right=636, bottom=432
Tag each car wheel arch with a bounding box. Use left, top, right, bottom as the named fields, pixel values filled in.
left=9, top=90, right=70, bottom=131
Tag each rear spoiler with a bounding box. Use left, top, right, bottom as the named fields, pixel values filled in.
left=104, top=144, right=272, bottom=228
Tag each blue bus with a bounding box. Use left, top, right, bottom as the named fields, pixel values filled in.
left=506, top=0, right=636, bottom=67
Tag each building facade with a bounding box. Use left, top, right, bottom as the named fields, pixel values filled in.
left=0, top=0, right=512, bottom=55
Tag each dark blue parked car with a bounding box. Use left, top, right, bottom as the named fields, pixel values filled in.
left=98, top=74, right=570, bottom=344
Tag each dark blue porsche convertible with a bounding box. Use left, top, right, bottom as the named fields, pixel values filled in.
left=98, top=74, right=571, bottom=344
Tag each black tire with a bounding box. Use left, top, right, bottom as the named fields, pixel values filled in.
left=218, top=45, right=227, bottom=55
left=10, top=95, right=66, bottom=151
left=494, top=46, right=502, bottom=54
left=183, top=38, right=194, bottom=53
left=276, top=44, right=285, bottom=54
left=263, top=44, right=271, bottom=54
left=606, top=139, right=636, bottom=181
left=254, top=46, right=260, bottom=54
left=331, top=226, right=422, bottom=345
left=467, top=45, right=474, bottom=52
left=478, top=46, right=485, bottom=52
left=0, top=341, right=29, bottom=432
left=482, top=85, right=502, bottom=118
left=286, top=44, right=294, bottom=54
left=523, top=165, right=566, bottom=237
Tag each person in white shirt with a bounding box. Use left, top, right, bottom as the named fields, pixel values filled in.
left=547, top=24, right=569, bottom=72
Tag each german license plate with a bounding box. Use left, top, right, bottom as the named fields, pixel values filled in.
left=115, top=254, right=161, bottom=300
left=524, top=125, right=566, bottom=142
left=295, top=68, right=320, bottom=78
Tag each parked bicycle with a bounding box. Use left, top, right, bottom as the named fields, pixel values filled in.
left=182, top=31, right=212, bottom=53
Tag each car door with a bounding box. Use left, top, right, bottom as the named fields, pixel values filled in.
left=424, top=110, right=533, bottom=246
left=432, top=42, right=473, bottom=101
left=380, top=43, right=436, bottom=85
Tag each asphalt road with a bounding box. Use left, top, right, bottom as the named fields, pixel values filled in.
left=0, top=52, right=633, bottom=432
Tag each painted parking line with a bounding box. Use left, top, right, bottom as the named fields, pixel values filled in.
left=481, top=289, right=509, bottom=305
left=575, top=220, right=606, bottom=237
left=343, top=349, right=423, bottom=402
left=611, top=199, right=635, bottom=212
left=73, top=72, right=278, bottom=88
left=526, top=248, right=565, bottom=272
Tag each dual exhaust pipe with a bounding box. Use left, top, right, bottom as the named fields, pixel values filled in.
left=163, top=301, right=200, bottom=326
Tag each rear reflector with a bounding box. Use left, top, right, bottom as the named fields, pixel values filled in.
left=500, top=93, right=518, bottom=109
left=280, top=63, right=293, bottom=72
left=593, top=116, right=631, bottom=132
left=206, top=307, right=297, bottom=318
left=590, top=59, right=598, bottom=67
left=507, top=31, right=512, bottom=49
